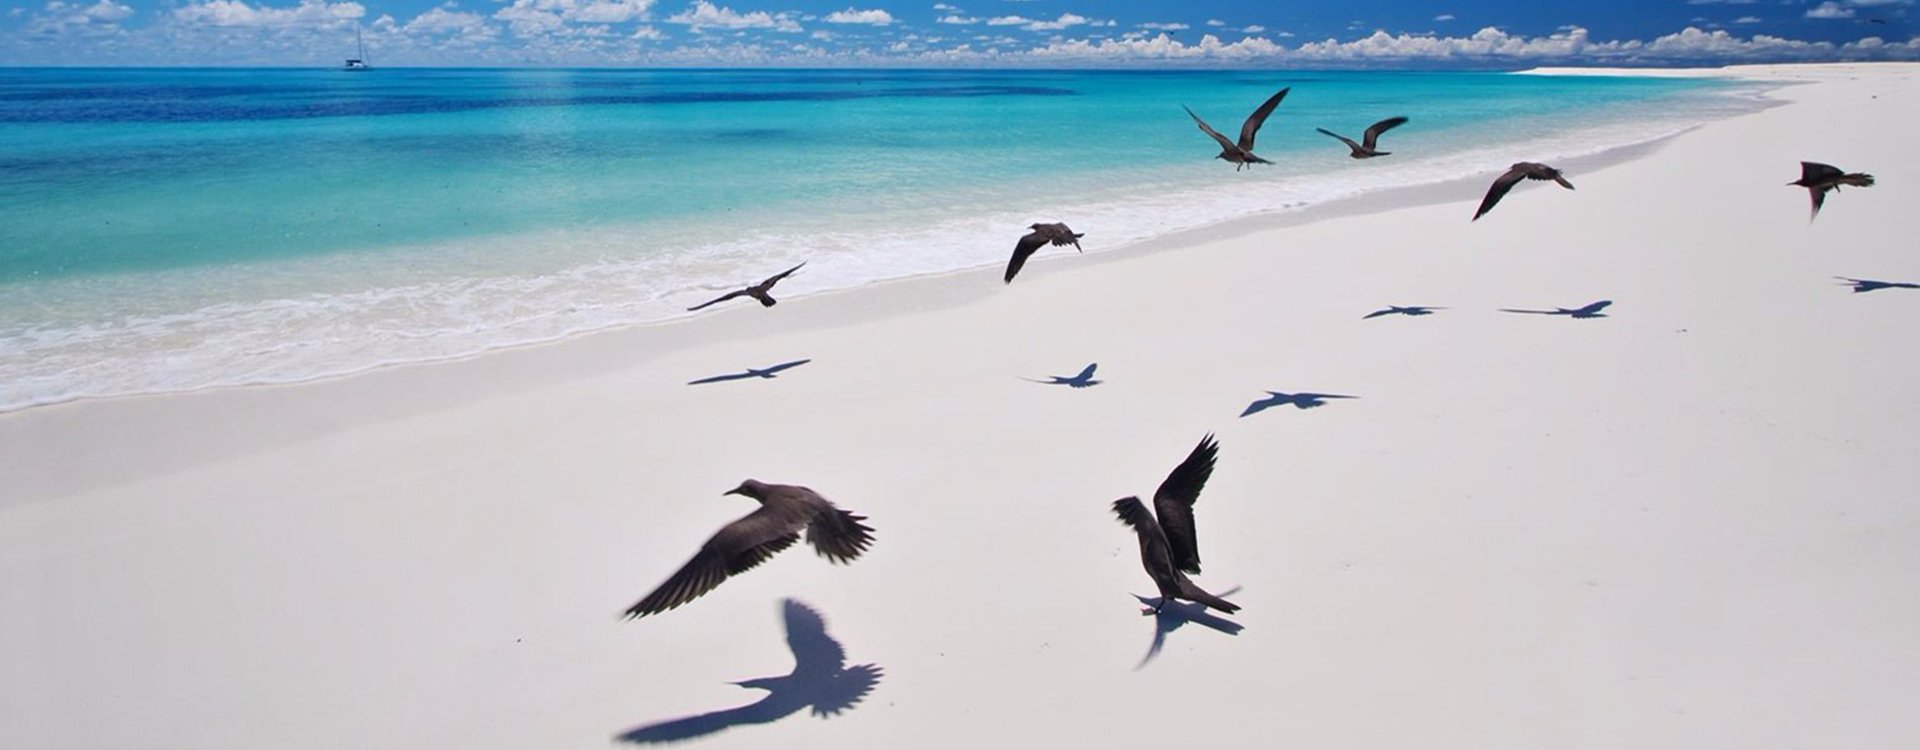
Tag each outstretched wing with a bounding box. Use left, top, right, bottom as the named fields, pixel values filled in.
left=810, top=664, right=883, bottom=718
left=1073, top=363, right=1097, bottom=380
left=1183, top=105, right=1239, bottom=153
left=625, top=514, right=800, bottom=619
left=1800, top=161, right=1844, bottom=184
left=804, top=505, right=874, bottom=565
left=1316, top=128, right=1362, bottom=152
left=1237, top=87, right=1290, bottom=151
left=686, top=289, right=750, bottom=312
left=1807, top=185, right=1829, bottom=221
left=1360, top=116, right=1408, bottom=150
left=1472, top=165, right=1528, bottom=221
left=760, top=261, right=807, bottom=289
left=782, top=599, right=847, bottom=675
left=1005, top=231, right=1048, bottom=283
left=1153, top=434, right=1218, bottom=575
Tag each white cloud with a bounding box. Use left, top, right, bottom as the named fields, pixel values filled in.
left=405, top=5, right=490, bottom=35
left=986, top=15, right=1028, bottom=26
left=986, top=12, right=1099, bottom=31
left=1242, top=25, right=1265, bottom=33
left=1805, top=1, right=1855, bottom=18
left=1139, top=21, right=1188, bottom=30
left=1734, top=15, right=1761, bottom=23
left=937, top=15, right=979, bottom=25
left=173, top=0, right=364, bottom=27
left=1204, top=19, right=1224, bottom=27
left=631, top=23, right=664, bottom=38
left=1434, top=14, right=1455, bottom=21
left=490, top=0, right=653, bottom=34
left=665, top=1, right=799, bottom=32
left=823, top=7, right=892, bottom=25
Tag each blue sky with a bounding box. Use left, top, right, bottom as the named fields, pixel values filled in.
left=3, top=0, right=1916, bottom=65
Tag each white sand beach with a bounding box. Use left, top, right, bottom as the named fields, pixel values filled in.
left=3, top=63, right=1918, bottom=749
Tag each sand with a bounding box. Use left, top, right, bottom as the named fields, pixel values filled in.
left=4, top=63, right=1918, bottom=749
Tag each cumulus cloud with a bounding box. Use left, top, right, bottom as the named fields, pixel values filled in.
left=1805, top=2, right=1855, bottom=19
left=1242, top=25, right=1265, bottom=33
left=937, top=15, right=979, bottom=24
left=405, top=4, right=491, bottom=36
left=823, top=7, right=892, bottom=25
left=1139, top=21, right=1188, bottom=30
left=665, top=1, right=799, bottom=32
left=1734, top=15, right=1761, bottom=23
left=173, top=0, right=364, bottom=27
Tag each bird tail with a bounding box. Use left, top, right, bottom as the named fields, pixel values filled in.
left=1839, top=172, right=1875, bottom=188
left=1178, top=580, right=1240, bottom=614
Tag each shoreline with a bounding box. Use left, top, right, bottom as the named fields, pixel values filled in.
left=0, top=72, right=1773, bottom=418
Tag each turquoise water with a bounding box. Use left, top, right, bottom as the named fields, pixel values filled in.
left=0, top=68, right=1759, bottom=409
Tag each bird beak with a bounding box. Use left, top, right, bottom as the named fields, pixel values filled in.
left=723, top=487, right=742, bottom=496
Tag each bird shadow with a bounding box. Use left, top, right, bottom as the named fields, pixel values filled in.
left=1022, top=362, right=1102, bottom=388
left=1240, top=391, right=1358, bottom=418
left=1134, top=588, right=1244, bottom=670
left=1836, top=276, right=1920, bottom=294
left=1497, top=300, right=1612, bottom=319
left=616, top=599, right=882, bottom=745
left=686, top=359, right=812, bottom=386
left=1362, top=305, right=1445, bottom=320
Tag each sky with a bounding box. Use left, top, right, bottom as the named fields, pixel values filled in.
left=2, top=0, right=1917, bottom=66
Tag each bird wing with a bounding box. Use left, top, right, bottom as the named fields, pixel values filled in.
left=781, top=598, right=847, bottom=675
left=686, top=289, right=751, bottom=312
left=1800, top=161, right=1844, bottom=184
left=1005, top=231, right=1049, bottom=284
left=1360, top=116, right=1408, bottom=150
left=809, top=664, right=882, bottom=718
left=614, top=699, right=784, bottom=744
left=1316, top=128, right=1362, bottom=152
left=1074, top=363, right=1097, bottom=380
left=1153, top=434, right=1218, bottom=575
left=758, top=359, right=811, bottom=375
left=1183, top=105, right=1240, bottom=153
left=1239, top=394, right=1279, bottom=417
left=760, top=261, right=806, bottom=289
left=624, top=512, right=801, bottom=619
left=1808, top=185, right=1828, bottom=220
left=1040, top=224, right=1082, bottom=249
left=1237, top=87, right=1289, bottom=151
left=1472, top=165, right=1528, bottom=221
left=803, top=503, right=875, bottom=565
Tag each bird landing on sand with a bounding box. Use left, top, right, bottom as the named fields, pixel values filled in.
left=1316, top=116, right=1408, bottom=159
left=625, top=480, right=873, bottom=619
left=687, top=262, right=806, bottom=311
left=1112, top=434, right=1240, bottom=615
left=1005, top=222, right=1083, bottom=283
left=1183, top=88, right=1289, bottom=171
left=1473, top=162, right=1574, bottom=221
left=1790, top=162, right=1874, bottom=221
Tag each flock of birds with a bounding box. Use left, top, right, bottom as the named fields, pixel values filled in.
left=633, top=85, right=1892, bottom=651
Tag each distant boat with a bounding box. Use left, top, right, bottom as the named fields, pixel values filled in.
left=343, top=25, right=370, bottom=71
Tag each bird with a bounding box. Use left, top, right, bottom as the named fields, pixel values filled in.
left=686, top=359, right=812, bottom=385
left=1498, top=300, right=1612, bottom=319
left=1111, top=434, right=1240, bottom=615
left=1316, top=116, right=1409, bottom=159
left=1789, top=162, right=1874, bottom=221
left=624, top=480, right=874, bottom=619
left=1473, top=162, right=1574, bottom=221
left=1240, top=391, right=1358, bottom=417
left=1024, top=363, right=1102, bottom=388
left=1836, top=276, right=1919, bottom=294
left=1005, top=223, right=1083, bottom=283
left=686, top=262, right=806, bottom=311
left=1362, top=305, right=1444, bottom=319
left=616, top=599, right=882, bottom=744
left=1183, top=88, right=1290, bottom=171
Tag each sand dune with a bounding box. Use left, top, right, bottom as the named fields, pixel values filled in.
left=3, top=63, right=1918, bottom=749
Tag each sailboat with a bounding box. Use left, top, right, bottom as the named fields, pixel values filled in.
left=343, top=24, right=370, bottom=71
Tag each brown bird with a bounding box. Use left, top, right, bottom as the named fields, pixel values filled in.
left=1183, top=88, right=1290, bottom=171
left=1112, top=434, right=1240, bottom=615
left=1005, top=222, right=1083, bottom=284
left=1790, top=161, right=1874, bottom=221
left=624, top=480, right=874, bottom=619
left=1316, top=116, right=1409, bottom=159
left=1473, top=162, right=1574, bottom=221
left=687, top=262, right=806, bottom=311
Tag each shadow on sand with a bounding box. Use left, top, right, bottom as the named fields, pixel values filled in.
left=616, top=599, right=881, bottom=744
left=1836, top=276, right=1920, bottom=294
left=1362, top=305, right=1445, bottom=319
left=1023, top=362, right=1102, bottom=388
left=1498, top=300, right=1612, bottom=319
left=686, top=359, right=813, bottom=385
left=1240, top=391, right=1358, bottom=417
left=1134, top=590, right=1244, bottom=670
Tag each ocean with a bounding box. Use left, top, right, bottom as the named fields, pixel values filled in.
left=0, top=68, right=1763, bottom=411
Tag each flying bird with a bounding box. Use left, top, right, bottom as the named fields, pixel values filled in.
left=1836, top=276, right=1919, bottom=294
left=1005, top=222, right=1083, bottom=283
left=1024, top=363, right=1102, bottom=388
left=1362, top=305, right=1444, bottom=319
left=1316, top=116, right=1409, bottom=159
left=1473, top=162, right=1574, bottom=221
left=1498, top=300, right=1613, bottom=319
left=616, top=599, right=882, bottom=744
left=1790, top=162, right=1874, bottom=221
left=625, top=480, right=874, bottom=619
left=687, top=262, right=807, bottom=311
left=1111, top=434, right=1240, bottom=615
left=686, top=359, right=812, bottom=385
left=1240, top=391, right=1358, bottom=417
left=1183, top=88, right=1290, bottom=171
